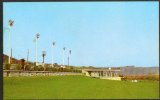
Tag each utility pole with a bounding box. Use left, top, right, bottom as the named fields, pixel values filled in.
left=8, top=19, right=14, bottom=64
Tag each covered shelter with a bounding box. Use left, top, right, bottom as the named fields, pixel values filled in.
left=82, top=68, right=122, bottom=80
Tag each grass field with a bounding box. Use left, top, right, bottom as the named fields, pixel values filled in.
left=4, top=75, right=159, bottom=99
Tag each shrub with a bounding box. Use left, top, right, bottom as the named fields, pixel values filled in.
left=63, top=68, right=67, bottom=72
left=55, top=68, right=59, bottom=72
left=121, top=77, right=127, bottom=81
left=70, top=66, right=74, bottom=69
left=30, top=66, right=34, bottom=71
left=16, top=64, right=22, bottom=70
left=59, top=68, right=63, bottom=72
left=4, top=64, right=11, bottom=70
left=45, top=66, right=52, bottom=71
left=77, top=70, right=82, bottom=73
left=65, top=68, right=70, bottom=72
left=25, top=64, right=31, bottom=71
left=52, top=67, right=56, bottom=72
left=34, top=65, right=39, bottom=71
left=39, top=65, right=44, bottom=71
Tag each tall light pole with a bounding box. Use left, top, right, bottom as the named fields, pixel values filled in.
left=27, top=49, right=29, bottom=64
left=8, top=19, right=14, bottom=64
left=52, top=42, right=55, bottom=68
left=35, top=33, right=40, bottom=66
left=11, top=48, right=12, bottom=64
left=62, top=47, right=66, bottom=68
left=68, top=50, right=71, bottom=66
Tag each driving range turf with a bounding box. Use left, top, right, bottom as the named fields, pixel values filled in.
left=4, top=75, right=159, bottom=99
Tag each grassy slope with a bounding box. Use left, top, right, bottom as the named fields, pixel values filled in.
left=4, top=75, right=159, bottom=99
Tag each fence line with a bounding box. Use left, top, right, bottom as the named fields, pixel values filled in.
left=3, top=70, right=82, bottom=77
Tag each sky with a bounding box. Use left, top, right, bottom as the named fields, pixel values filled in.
left=3, top=2, right=159, bottom=67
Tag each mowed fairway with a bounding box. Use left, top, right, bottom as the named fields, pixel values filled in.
left=4, top=75, right=159, bottom=99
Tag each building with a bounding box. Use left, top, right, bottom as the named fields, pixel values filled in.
left=82, top=68, right=122, bottom=80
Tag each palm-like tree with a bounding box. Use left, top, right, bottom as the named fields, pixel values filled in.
left=42, top=51, right=46, bottom=63
left=42, top=51, right=46, bottom=70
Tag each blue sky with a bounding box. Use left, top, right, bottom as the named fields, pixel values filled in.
left=3, top=2, right=159, bottom=67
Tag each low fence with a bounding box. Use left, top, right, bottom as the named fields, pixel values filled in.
left=3, top=70, right=82, bottom=77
